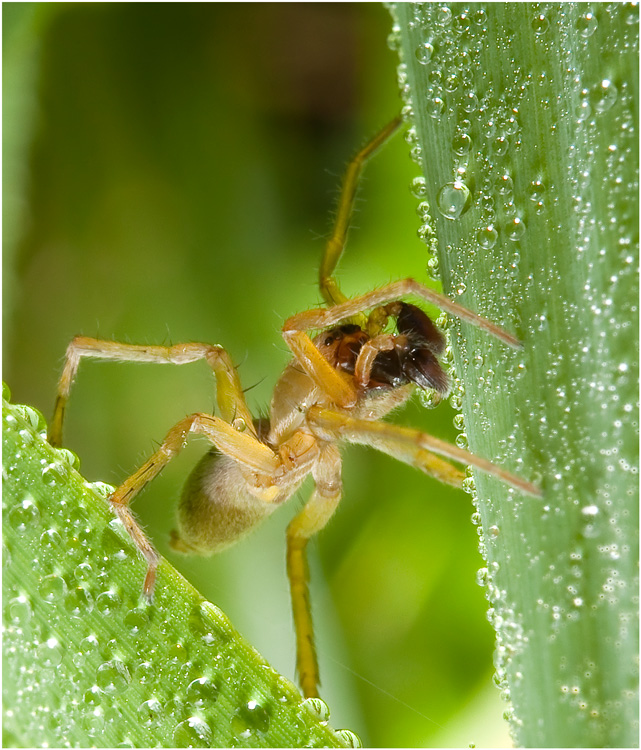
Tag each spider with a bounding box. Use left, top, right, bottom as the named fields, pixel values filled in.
left=48, top=115, right=540, bottom=699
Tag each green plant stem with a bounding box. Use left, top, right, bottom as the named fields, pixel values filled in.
left=390, top=3, right=638, bottom=747
left=2, top=388, right=355, bottom=748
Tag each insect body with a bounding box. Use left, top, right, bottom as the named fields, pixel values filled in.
left=49, top=115, right=540, bottom=699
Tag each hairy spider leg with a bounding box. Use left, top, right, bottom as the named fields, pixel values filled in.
left=286, top=443, right=342, bottom=698
left=287, top=278, right=522, bottom=351
left=307, top=406, right=542, bottom=498
left=48, top=336, right=258, bottom=447
left=110, top=412, right=280, bottom=596
left=319, top=115, right=403, bottom=310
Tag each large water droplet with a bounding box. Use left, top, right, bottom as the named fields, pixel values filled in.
left=437, top=181, right=471, bottom=220
left=96, top=659, right=130, bottom=694
left=173, top=716, right=213, bottom=748
left=576, top=11, right=598, bottom=37
left=334, top=728, right=362, bottom=747
left=186, top=677, right=219, bottom=708
left=301, top=696, right=330, bottom=725
left=9, top=495, right=40, bottom=531
left=415, top=41, right=434, bottom=64
left=591, top=79, right=618, bottom=113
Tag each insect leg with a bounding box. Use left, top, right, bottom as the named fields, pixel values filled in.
left=307, top=406, right=542, bottom=497
left=49, top=336, right=256, bottom=446
left=320, top=116, right=403, bottom=309
left=286, top=443, right=342, bottom=698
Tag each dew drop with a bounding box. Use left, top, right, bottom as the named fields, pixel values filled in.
left=231, top=699, right=271, bottom=737
left=476, top=567, right=489, bottom=587
left=437, top=180, right=471, bottom=220
left=301, top=696, right=330, bottom=725
left=492, top=136, right=509, bottom=156
left=39, top=574, right=67, bottom=603
left=96, top=660, right=130, bottom=694
left=527, top=180, right=546, bottom=202
left=13, top=404, right=47, bottom=434
left=9, top=495, right=40, bottom=531
left=87, top=481, right=116, bottom=499
left=426, top=96, right=446, bottom=119
left=334, top=729, right=362, bottom=748
left=173, top=717, right=212, bottom=748
left=7, top=595, right=32, bottom=626
left=95, top=590, right=122, bottom=616
left=124, top=608, right=149, bottom=635
left=84, top=685, right=103, bottom=706
left=410, top=176, right=428, bottom=200
left=576, top=11, right=598, bottom=38
left=455, top=432, right=469, bottom=450
left=64, top=586, right=93, bottom=617
left=477, top=225, right=498, bottom=249
left=532, top=13, right=549, bottom=33
left=74, top=562, right=94, bottom=583
left=461, top=476, right=476, bottom=495
left=186, top=677, right=219, bottom=708
left=452, top=132, right=472, bottom=155
left=591, top=80, right=618, bottom=113
left=40, top=528, right=63, bottom=551
left=37, top=636, right=65, bottom=668
left=415, top=41, right=434, bottom=64
left=496, top=173, right=513, bottom=194
left=453, top=413, right=466, bottom=431
left=42, top=461, right=68, bottom=486
left=138, top=697, right=161, bottom=726
left=505, top=217, right=526, bottom=241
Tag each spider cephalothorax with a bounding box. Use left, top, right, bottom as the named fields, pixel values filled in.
left=317, top=302, right=449, bottom=394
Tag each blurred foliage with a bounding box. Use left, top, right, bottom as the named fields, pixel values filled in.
left=3, top=4, right=508, bottom=747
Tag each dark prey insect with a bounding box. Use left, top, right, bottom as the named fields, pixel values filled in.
left=49, top=115, right=540, bottom=699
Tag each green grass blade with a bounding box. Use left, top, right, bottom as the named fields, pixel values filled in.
left=2, top=386, right=356, bottom=748
left=390, top=3, right=638, bottom=747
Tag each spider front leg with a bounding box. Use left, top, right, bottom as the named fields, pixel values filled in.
left=286, top=278, right=522, bottom=352
left=48, top=336, right=256, bottom=447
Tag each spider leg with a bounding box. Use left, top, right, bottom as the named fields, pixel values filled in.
left=49, top=336, right=256, bottom=446
left=320, top=116, right=403, bottom=309
left=110, top=412, right=281, bottom=598
left=286, top=443, right=342, bottom=698
left=287, top=278, right=521, bottom=350
left=282, top=329, right=359, bottom=407
left=307, top=406, right=542, bottom=498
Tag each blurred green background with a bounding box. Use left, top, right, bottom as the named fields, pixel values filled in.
left=3, top=4, right=510, bottom=747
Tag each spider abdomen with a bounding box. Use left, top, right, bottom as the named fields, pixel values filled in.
left=171, top=449, right=277, bottom=555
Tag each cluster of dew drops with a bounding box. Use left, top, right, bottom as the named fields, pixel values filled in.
left=2, top=390, right=361, bottom=748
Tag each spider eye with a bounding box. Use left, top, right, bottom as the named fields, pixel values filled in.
left=323, top=334, right=336, bottom=346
